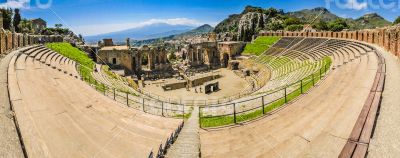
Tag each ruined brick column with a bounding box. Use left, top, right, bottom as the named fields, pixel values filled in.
left=19, top=34, right=23, bottom=47
left=363, top=31, right=369, bottom=42
left=7, top=31, right=12, bottom=51
left=390, top=31, right=397, bottom=56
left=384, top=30, right=390, bottom=51
left=379, top=29, right=385, bottom=47
left=368, top=31, right=374, bottom=43
left=372, top=31, right=378, bottom=44
left=0, top=29, right=5, bottom=54
left=355, top=31, right=360, bottom=40
left=12, top=33, right=16, bottom=49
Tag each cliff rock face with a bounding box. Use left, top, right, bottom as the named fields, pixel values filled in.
left=237, top=12, right=267, bottom=41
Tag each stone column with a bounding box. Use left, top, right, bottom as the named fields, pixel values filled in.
left=148, top=51, right=155, bottom=70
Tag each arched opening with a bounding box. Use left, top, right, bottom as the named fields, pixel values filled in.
left=222, top=53, right=229, bottom=68
left=156, top=56, right=160, bottom=64
left=132, top=57, right=136, bottom=71
left=142, top=53, right=149, bottom=68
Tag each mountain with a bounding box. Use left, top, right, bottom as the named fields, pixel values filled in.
left=286, top=7, right=340, bottom=22
left=213, top=6, right=392, bottom=41
left=287, top=8, right=391, bottom=29
left=84, top=23, right=195, bottom=43
left=348, top=13, right=391, bottom=30
left=132, top=24, right=214, bottom=46
left=174, top=24, right=214, bottom=38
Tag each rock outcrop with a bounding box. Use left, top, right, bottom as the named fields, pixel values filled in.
left=237, top=12, right=267, bottom=41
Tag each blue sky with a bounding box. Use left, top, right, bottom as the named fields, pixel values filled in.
left=1, top=0, right=399, bottom=35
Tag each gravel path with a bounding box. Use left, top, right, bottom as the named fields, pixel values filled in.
left=0, top=50, right=24, bottom=158
left=368, top=46, right=400, bottom=157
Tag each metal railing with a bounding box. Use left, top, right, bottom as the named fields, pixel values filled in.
left=148, top=121, right=185, bottom=158
left=199, top=62, right=331, bottom=128
left=76, top=63, right=190, bottom=118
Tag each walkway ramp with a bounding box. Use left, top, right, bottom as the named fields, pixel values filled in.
left=166, top=107, right=200, bottom=158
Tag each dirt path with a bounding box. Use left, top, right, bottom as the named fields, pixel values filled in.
left=368, top=46, right=400, bottom=157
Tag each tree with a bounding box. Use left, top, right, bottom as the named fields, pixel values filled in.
left=267, top=21, right=284, bottom=31
left=1, top=8, right=13, bottom=30
left=327, top=19, right=349, bottom=32
left=13, top=8, right=21, bottom=32
left=394, top=16, right=400, bottom=25
left=313, top=21, right=329, bottom=31
left=284, top=17, right=302, bottom=26
left=55, top=24, right=63, bottom=29
left=18, top=19, right=34, bottom=34
left=168, top=52, right=177, bottom=61
left=264, top=7, right=279, bottom=17
left=286, top=24, right=303, bottom=31
left=258, top=14, right=265, bottom=29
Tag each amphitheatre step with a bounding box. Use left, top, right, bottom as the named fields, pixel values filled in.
left=0, top=49, right=29, bottom=158
left=8, top=46, right=183, bottom=157
left=166, top=107, right=200, bottom=158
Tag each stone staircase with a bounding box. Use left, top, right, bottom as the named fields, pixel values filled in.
left=166, top=107, right=200, bottom=158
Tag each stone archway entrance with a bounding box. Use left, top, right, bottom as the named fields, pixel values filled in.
left=222, top=53, right=229, bottom=68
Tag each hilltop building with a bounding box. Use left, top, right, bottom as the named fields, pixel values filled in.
left=31, top=18, right=47, bottom=34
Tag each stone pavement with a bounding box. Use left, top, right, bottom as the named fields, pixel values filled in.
left=166, top=107, right=200, bottom=158
left=368, top=46, right=400, bottom=157
left=0, top=50, right=24, bottom=158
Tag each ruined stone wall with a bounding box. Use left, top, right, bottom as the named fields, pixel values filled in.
left=259, top=25, right=400, bottom=58
left=97, top=49, right=133, bottom=74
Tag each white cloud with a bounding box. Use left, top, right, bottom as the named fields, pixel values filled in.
left=76, top=18, right=204, bottom=36
left=344, top=0, right=368, bottom=10
left=0, top=0, right=30, bottom=9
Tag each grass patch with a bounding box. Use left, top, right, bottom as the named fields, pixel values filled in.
left=46, top=42, right=104, bottom=91
left=200, top=57, right=332, bottom=128
left=243, top=36, right=281, bottom=56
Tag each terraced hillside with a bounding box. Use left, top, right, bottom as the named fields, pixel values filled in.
left=6, top=46, right=183, bottom=157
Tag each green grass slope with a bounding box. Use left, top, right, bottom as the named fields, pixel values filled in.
left=242, top=36, right=281, bottom=56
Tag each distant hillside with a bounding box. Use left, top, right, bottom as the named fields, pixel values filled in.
left=84, top=23, right=195, bottom=43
